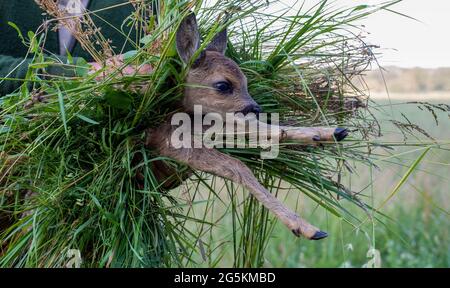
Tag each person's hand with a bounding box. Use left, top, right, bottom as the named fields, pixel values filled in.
left=88, top=54, right=152, bottom=81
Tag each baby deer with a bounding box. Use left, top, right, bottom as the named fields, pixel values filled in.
left=144, top=13, right=348, bottom=240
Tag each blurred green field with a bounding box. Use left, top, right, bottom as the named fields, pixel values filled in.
left=186, top=96, right=450, bottom=268
left=260, top=97, right=450, bottom=268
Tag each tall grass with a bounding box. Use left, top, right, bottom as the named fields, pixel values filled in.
left=1, top=0, right=445, bottom=267
left=261, top=98, right=450, bottom=267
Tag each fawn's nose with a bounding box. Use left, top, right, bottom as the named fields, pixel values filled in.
left=240, top=104, right=262, bottom=116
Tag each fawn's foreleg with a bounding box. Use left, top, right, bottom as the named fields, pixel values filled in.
left=148, top=132, right=327, bottom=240
left=234, top=116, right=348, bottom=145
left=279, top=126, right=348, bottom=144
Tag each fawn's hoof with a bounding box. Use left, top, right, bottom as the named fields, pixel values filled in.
left=333, top=128, right=348, bottom=141
left=311, top=230, right=328, bottom=240
left=291, top=229, right=328, bottom=240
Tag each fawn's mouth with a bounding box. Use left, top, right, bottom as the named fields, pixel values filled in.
left=235, top=104, right=262, bottom=117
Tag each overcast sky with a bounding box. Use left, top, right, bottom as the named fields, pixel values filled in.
left=279, top=0, right=450, bottom=68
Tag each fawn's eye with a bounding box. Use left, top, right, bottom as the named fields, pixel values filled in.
left=214, top=81, right=233, bottom=94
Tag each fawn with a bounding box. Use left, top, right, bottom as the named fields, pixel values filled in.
left=144, top=13, right=348, bottom=240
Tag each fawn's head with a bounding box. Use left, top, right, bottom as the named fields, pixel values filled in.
left=175, top=13, right=261, bottom=116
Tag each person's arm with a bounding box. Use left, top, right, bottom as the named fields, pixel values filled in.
left=0, top=53, right=152, bottom=96
left=0, top=54, right=34, bottom=95
left=0, top=54, right=79, bottom=96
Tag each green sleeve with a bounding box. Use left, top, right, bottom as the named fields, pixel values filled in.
left=0, top=54, right=33, bottom=96
left=0, top=54, right=80, bottom=96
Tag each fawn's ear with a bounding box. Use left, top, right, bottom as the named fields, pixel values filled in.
left=206, top=28, right=227, bottom=55
left=176, top=13, right=201, bottom=64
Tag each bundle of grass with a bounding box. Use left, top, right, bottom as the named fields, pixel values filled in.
left=1, top=0, right=403, bottom=267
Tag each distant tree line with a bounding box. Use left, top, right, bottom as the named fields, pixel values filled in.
left=361, top=67, right=450, bottom=93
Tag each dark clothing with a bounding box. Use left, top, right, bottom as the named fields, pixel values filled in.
left=0, top=0, right=136, bottom=95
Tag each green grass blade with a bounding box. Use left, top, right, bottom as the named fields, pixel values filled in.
left=377, top=147, right=431, bottom=210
